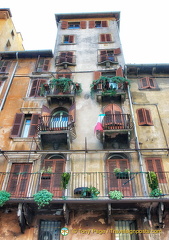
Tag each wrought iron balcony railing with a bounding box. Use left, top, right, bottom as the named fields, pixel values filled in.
left=0, top=171, right=169, bottom=200
left=97, top=54, right=118, bottom=64
left=102, top=114, right=133, bottom=130
left=55, top=55, right=76, bottom=66
left=38, top=115, right=74, bottom=131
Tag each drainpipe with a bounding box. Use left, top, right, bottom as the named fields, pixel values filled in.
left=126, top=76, right=148, bottom=196
left=0, top=52, right=19, bottom=111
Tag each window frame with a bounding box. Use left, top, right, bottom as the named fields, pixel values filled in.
left=29, top=78, right=47, bottom=97
left=89, top=20, right=108, bottom=28
left=0, top=60, right=11, bottom=73
left=63, top=35, right=74, bottom=44
left=100, top=34, right=112, bottom=42
left=136, top=108, right=153, bottom=126
left=36, top=58, right=50, bottom=72
left=138, top=77, right=159, bottom=90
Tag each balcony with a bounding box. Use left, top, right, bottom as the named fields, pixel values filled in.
left=38, top=115, right=76, bottom=149
left=1, top=171, right=169, bottom=201
left=40, top=78, right=82, bottom=105
left=91, top=77, right=129, bottom=102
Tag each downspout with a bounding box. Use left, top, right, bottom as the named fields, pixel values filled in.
left=126, top=68, right=148, bottom=196
left=0, top=52, right=19, bottom=111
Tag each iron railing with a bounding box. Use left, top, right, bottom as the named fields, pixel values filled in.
left=97, top=55, right=118, bottom=64
left=38, top=115, right=74, bottom=131
left=0, top=172, right=169, bottom=200
left=102, top=114, right=133, bottom=130
left=55, top=55, right=76, bottom=65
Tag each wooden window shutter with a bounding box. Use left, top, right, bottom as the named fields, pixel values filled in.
left=146, top=158, right=166, bottom=183
left=102, top=21, right=108, bottom=27
left=106, top=34, right=111, bottom=42
left=37, top=79, right=46, bottom=97
left=116, top=67, right=124, bottom=77
left=100, top=34, right=106, bottom=42
left=61, top=21, right=68, bottom=29
left=11, top=113, right=24, bottom=137
left=80, top=21, right=86, bottom=29
left=100, top=50, right=107, bottom=62
left=29, top=79, right=39, bottom=97
left=149, top=78, right=156, bottom=88
left=94, top=71, right=101, bottom=80
left=42, top=59, right=50, bottom=71
left=145, top=109, right=153, bottom=125
left=114, top=48, right=121, bottom=55
left=69, top=35, right=74, bottom=43
left=69, top=103, right=76, bottom=123
left=0, top=61, right=10, bottom=72
left=28, top=114, right=39, bottom=137
left=41, top=105, right=51, bottom=116
left=136, top=108, right=146, bottom=126
left=139, top=77, right=148, bottom=89
left=89, top=21, right=95, bottom=28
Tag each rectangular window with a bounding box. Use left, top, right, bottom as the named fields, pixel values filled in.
left=115, top=220, right=138, bottom=240
left=139, top=77, right=159, bottom=90
left=11, top=113, right=39, bottom=138
left=68, top=22, right=80, bottom=29
left=89, top=20, right=108, bottom=28
left=100, top=34, right=112, bottom=42
left=63, top=35, right=74, bottom=44
left=58, top=52, right=74, bottom=64
left=146, top=157, right=166, bottom=183
left=99, top=50, right=116, bottom=62
left=61, top=21, right=86, bottom=29
left=39, top=220, right=61, bottom=240
left=136, top=108, right=153, bottom=126
left=29, top=79, right=47, bottom=97
left=36, top=58, right=50, bottom=72
left=0, top=60, right=10, bottom=73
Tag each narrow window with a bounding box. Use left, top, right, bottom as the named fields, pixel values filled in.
left=11, top=30, right=15, bottom=38
left=115, top=220, right=138, bottom=240
left=146, top=157, right=166, bottom=183
left=39, top=220, right=61, bottom=240
left=100, top=34, right=112, bottom=42
left=29, top=79, right=47, bottom=97
left=36, top=58, right=50, bottom=72
left=63, top=35, right=74, bottom=44
left=136, top=108, right=153, bottom=126
left=0, top=61, right=10, bottom=73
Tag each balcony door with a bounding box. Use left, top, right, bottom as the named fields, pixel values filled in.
left=103, top=104, right=124, bottom=129
left=107, top=158, right=132, bottom=196
left=50, top=110, right=68, bottom=130
left=40, top=158, right=65, bottom=197
left=7, top=163, right=32, bottom=198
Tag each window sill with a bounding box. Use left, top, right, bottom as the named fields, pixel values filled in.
left=138, top=88, right=160, bottom=91
left=11, top=137, right=39, bottom=142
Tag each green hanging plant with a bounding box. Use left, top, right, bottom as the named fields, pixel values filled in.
left=150, top=188, right=162, bottom=197
left=40, top=78, right=82, bottom=96
left=0, top=190, right=11, bottom=207
left=81, top=186, right=100, bottom=198
left=147, top=171, right=159, bottom=190
left=33, top=189, right=53, bottom=209
left=109, top=190, right=123, bottom=200
left=61, top=172, right=71, bottom=189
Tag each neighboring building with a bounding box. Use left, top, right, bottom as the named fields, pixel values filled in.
left=0, top=11, right=168, bottom=240
left=0, top=8, right=24, bottom=51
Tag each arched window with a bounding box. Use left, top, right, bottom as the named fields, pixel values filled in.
left=50, top=107, right=69, bottom=129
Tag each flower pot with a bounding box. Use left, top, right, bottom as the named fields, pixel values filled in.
left=41, top=173, right=51, bottom=179
left=115, top=172, right=129, bottom=179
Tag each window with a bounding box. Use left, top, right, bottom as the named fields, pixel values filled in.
left=107, top=158, right=132, bottom=196
left=36, top=58, right=50, bottom=72
left=100, top=34, right=112, bottom=42
left=0, top=60, right=10, bottom=73
left=89, top=20, right=108, bottom=28
left=146, top=157, right=166, bottom=183
left=139, top=77, right=158, bottom=90
left=6, top=40, right=11, bottom=50
left=99, top=50, right=116, bottom=62
left=136, top=108, right=153, bottom=126
left=39, top=220, right=61, bottom=240
left=29, top=79, right=47, bottom=97
left=61, top=21, right=86, bottom=29
left=115, top=220, right=138, bottom=240
left=11, top=113, right=39, bottom=138
left=7, top=163, right=32, bottom=197
left=58, top=52, right=74, bottom=64
left=11, top=30, right=15, bottom=38
left=63, top=35, right=74, bottom=44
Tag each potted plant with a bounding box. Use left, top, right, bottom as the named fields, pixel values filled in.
left=61, top=172, right=71, bottom=189
left=41, top=167, right=53, bottom=179
left=113, top=168, right=130, bottom=179
left=0, top=190, right=11, bottom=207
left=81, top=186, right=100, bottom=199
left=33, top=189, right=53, bottom=209
left=109, top=190, right=123, bottom=200
left=147, top=171, right=162, bottom=197
left=150, top=188, right=163, bottom=197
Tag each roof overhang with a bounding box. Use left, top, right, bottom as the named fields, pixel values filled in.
left=0, top=50, right=53, bottom=60
left=0, top=8, right=12, bottom=18
left=126, top=63, right=169, bottom=75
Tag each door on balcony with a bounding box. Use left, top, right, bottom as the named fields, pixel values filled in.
left=40, top=158, right=65, bottom=197
left=107, top=158, right=132, bottom=196
left=51, top=110, right=69, bottom=130
left=103, top=104, right=124, bottom=129
left=7, top=163, right=32, bottom=198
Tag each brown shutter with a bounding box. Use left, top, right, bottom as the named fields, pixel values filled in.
left=37, top=79, right=46, bottom=97
left=139, top=77, right=149, bottom=89
left=0, top=61, right=10, bottom=72
left=69, top=103, right=76, bottom=123
left=114, top=48, right=121, bottom=55
left=41, top=105, right=51, bottom=116
left=149, top=78, right=156, bottom=88
left=89, top=21, right=95, bottom=28
left=69, top=35, right=74, bottom=43
left=61, top=21, right=68, bottom=29
left=94, top=71, right=101, bottom=80
left=28, top=114, right=39, bottom=137
left=146, top=158, right=166, bottom=183
left=136, top=108, right=146, bottom=126
left=11, top=113, right=24, bottom=137
left=102, top=21, right=108, bottom=27
left=106, top=34, right=111, bottom=42
left=100, top=34, right=106, bottom=42
left=80, top=21, right=86, bottom=29
left=116, top=67, right=124, bottom=77
left=67, top=52, right=73, bottom=63
left=42, top=59, right=50, bottom=71
left=100, top=50, right=107, bottom=62
left=145, top=109, right=153, bottom=125
left=29, top=79, right=39, bottom=97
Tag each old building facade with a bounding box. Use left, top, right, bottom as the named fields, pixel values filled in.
left=0, top=11, right=168, bottom=240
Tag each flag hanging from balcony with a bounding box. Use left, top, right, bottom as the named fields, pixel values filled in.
left=94, top=114, right=105, bottom=133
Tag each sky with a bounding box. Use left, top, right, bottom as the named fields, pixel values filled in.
left=1, top=0, right=169, bottom=64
